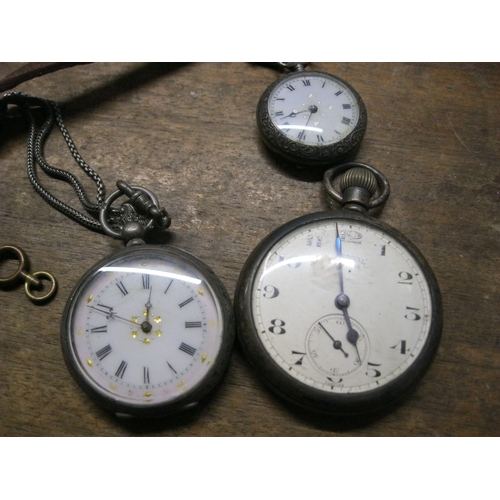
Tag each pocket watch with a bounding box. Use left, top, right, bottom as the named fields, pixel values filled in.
left=61, top=231, right=234, bottom=418
left=235, top=163, right=442, bottom=415
left=257, top=63, right=367, bottom=168
left=1, top=92, right=234, bottom=418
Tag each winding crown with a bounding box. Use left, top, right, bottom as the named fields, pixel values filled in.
left=339, top=167, right=378, bottom=195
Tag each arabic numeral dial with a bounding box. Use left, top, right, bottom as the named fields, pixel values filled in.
left=235, top=211, right=442, bottom=415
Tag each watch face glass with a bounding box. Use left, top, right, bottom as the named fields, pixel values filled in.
left=63, top=247, right=226, bottom=411
left=268, top=73, right=361, bottom=146
left=248, top=216, right=434, bottom=395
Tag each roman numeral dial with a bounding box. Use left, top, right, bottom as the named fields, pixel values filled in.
left=62, top=236, right=233, bottom=418
left=258, top=69, right=366, bottom=166
left=268, top=73, right=360, bottom=147
left=72, top=250, right=225, bottom=404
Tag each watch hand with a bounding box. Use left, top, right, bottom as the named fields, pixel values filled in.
left=88, top=305, right=152, bottom=332
left=145, top=286, right=153, bottom=321
left=303, top=105, right=318, bottom=127
left=346, top=328, right=362, bottom=364
left=280, top=109, right=309, bottom=119
left=335, top=223, right=345, bottom=294
left=334, top=224, right=361, bottom=363
left=334, top=297, right=362, bottom=364
left=298, top=108, right=315, bottom=132
left=303, top=113, right=313, bottom=129
left=89, top=305, right=137, bottom=324
left=318, top=321, right=348, bottom=358
left=280, top=104, right=319, bottom=121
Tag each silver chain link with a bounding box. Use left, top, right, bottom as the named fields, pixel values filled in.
left=1, top=92, right=107, bottom=232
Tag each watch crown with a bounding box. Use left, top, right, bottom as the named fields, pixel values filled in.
left=324, top=163, right=390, bottom=213
left=340, top=167, right=378, bottom=195
left=339, top=167, right=378, bottom=212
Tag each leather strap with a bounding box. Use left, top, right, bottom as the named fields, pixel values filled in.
left=0, top=63, right=91, bottom=93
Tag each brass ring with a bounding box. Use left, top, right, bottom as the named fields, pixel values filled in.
left=0, top=245, right=29, bottom=285
left=25, top=271, right=58, bottom=302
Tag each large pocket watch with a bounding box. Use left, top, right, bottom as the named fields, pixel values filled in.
left=61, top=183, right=234, bottom=418
left=235, top=163, right=442, bottom=415
left=257, top=63, right=367, bottom=168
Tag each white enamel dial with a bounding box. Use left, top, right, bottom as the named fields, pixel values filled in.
left=245, top=214, right=438, bottom=403
left=62, top=245, right=232, bottom=416
left=268, top=73, right=361, bottom=146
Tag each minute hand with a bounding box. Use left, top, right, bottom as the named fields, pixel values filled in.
left=334, top=224, right=362, bottom=362
left=88, top=305, right=139, bottom=326
left=335, top=224, right=345, bottom=295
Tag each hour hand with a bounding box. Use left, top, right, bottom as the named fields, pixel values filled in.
left=279, top=109, right=308, bottom=119
left=144, top=286, right=153, bottom=320
left=334, top=298, right=362, bottom=363
left=346, top=328, right=362, bottom=363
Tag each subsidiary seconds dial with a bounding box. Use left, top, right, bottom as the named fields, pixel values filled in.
left=257, top=70, right=367, bottom=167
left=306, top=314, right=369, bottom=379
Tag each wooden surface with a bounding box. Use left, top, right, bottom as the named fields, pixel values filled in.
left=0, top=62, right=498, bottom=437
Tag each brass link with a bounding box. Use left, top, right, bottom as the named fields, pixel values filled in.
left=0, top=245, right=57, bottom=302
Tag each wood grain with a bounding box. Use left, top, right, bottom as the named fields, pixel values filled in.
left=0, top=62, right=498, bottom=436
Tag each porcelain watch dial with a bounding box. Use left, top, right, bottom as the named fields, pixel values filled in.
left=269, top=73, right=360, bottom=146
left=62, top=245, right=234, bottom=417
left=257, top=71, right=367, bottom=166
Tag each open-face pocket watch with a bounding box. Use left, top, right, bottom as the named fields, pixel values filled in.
left=1, top=92, right=234, bottom=418
left=235, top=163, right=442, bottom=415
left=60, top=185, right=234, bottom=418
left=257, top=63, right=367, bottom=168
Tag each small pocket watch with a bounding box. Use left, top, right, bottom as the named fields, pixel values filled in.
left=257, top=63, right=367, bottom=168
left=1, top=92, right=234, bottom=418
left=235, top=163, right=442, bottom=415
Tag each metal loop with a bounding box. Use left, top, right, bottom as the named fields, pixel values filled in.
left=323, top=162, right=391, bottom=209
left=277, top=62, right=309, bottom=72
left=99, top=185, right=161, bottom=240
left=24, top=271, right=58, bottom=302
left=0, top=245, right=57, bottom=302
left=0, top=245, right=30, bottom=285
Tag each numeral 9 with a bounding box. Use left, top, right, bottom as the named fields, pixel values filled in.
left=263, top=285, right=279, bottom=298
